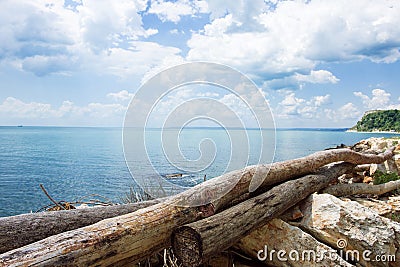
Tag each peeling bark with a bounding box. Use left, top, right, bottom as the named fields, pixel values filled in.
left=0, top=200, right=161, bottom=253
left=322, top=179, right=400, bottom=196
left=171, top=163, right=354, bottom=267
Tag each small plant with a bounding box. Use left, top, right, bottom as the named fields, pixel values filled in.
left=373, top=171, right=400, bottom=185
left=120, top=186, right=153, bottom=203
left=373, top=171, right=400, bottom=195
left=391, top=213, right=400, bottom=223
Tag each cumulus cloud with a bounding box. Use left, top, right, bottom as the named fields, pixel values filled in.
left=188, top=0, right=400, bottom=80
left=277, top=92, right=305, bottom=116
left=354, top=89, right=391, bottom=109
left=86, top=44, right=182, bottom=78
left=0, top=0, right=80, bottom=75
left=78, top=0, right=156, bottom=52
left=294, top=70, right=340, bottom=84
left=277, top=92, right=331, bottom=119
left=337, top=103, right=362, bottom=120
left=0, top=96, right=127, bottom=126
left=107, top=90, right=134, bottom=102
left=142, top=85, right=268, bottom=128
left=0, top=0, right=180, bottom=77
left=264, top=70, right=339, bottom=90
left=323, top=103, right=362, bottom=124
left=148, top=0, right=208, bottom=23
left=2, top=0, right=400, bottom=83
left=273, top=91, right=363, bottom=127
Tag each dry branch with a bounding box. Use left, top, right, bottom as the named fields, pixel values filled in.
left=171, top=162, right=354, bottom=267
left=322, top=179, right=400, bottom=196
left=0, top=199, right=161, bottom=253
left=0, top=148, right=394, bottom=266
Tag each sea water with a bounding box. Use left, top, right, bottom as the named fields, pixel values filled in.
left=0, top=126, right=398, bottom=217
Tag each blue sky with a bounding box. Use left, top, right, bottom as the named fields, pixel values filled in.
left=0, top=0, right=400, bottom=127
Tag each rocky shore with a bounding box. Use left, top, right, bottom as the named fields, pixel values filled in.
left=246, top=137, right=400, bottom=267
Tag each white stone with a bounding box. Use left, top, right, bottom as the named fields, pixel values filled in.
left=298, top=194, right=400, bottom=267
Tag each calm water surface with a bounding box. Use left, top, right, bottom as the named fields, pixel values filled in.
left=0, top=126, right=398, bottom=217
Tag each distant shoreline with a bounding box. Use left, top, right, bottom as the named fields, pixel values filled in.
left=1, top=125, right=349, bottom=131
left=346, top=129, right=400, bottom=135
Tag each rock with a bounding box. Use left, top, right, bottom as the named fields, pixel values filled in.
left=352, top=138, right=400, bottom=175
left=387, top=196, right=400, bottom=213
left=298, top=194, right=400, bottom=267
left=352, top=138, right=399, bottom=154
left=350, top=198, right=393, bottom=216
left=370, top=159, right=399, bottom=176
left=235, top=218, right=354, bottom=267
left=279, top=205, right=304, bottom=221
left=363, top=176, right=373, bottom=184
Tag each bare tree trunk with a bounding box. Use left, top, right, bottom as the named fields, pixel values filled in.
left=0, top=148, right=393, bottom=267
left=0, top=199, right=161, bottom=253
left=322, top=179, right=400, bottom=196
left=171, top=163, right=354, bottom=267
left=209, top=147, right=394, bottom=212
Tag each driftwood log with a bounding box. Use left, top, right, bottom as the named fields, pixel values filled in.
left=322, top=179, right=400, bottom=196
left=171, top=162, right=354, bottom=266
left=0, top=148, right=394, bottom=266
left=0, top=199, right=161, bottom=253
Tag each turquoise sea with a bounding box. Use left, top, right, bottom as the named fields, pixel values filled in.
left=0, top=126, right=398, bottom=217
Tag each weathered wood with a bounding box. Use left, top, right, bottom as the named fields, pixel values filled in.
left=0, top=201, right=212, bottom=267
left=0, top=148, right=393, bottom=266
left=171, top=162, right=354, bottom=267
left=0, top=199, right=161, bottom=253
left=207, top=147, right=395, bottom=211
left=322, top=179, right=400, bottom=196
left=354, top=164, right=372, bottom=172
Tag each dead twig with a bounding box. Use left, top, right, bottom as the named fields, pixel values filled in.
left=39, top=184, right=65, bottom=210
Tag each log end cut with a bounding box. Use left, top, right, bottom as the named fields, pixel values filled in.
left=172, top=226, right=203, bottom=267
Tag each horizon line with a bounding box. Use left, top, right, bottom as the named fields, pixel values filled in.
left=0, top=125, right=351, bottom=130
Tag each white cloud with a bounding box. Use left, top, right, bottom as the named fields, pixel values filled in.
left=294, top=70, right=339, bottom=84
left=354, top=88, right=391, bottom=109
left=339, top=103, right=361, bottom=119
left=203, top=14, right=234, bottom=36
left=188, top=0, right=400, bottom=79
left=205, top=0, right=267, bottom=28
left=277, top=92, right=305, bottom=116
left=276, top=92, right=331, bottom=119
left=0, top=96, right=127, bottom=126
left=78, top=0, right=154, bottom=52
left=84, top=43, right=183, bottom=79
left=0, top=0, right=80, bottom=75
left=281, top=93, right=305, bottom=107
left=143, top=85, right=267, bottom=128
left=148, top=0, right=208, bottom=23
left=312, top=95, right=331, bottom=107
left=0, top=97, right=59, bottom=119
left=140, top=54, right=186, bottom=84
left=333, top=102, right=362, bottom=120
left=107, top=90, right=134, bottom=102
left=264, top=70, right=338, bottom=90
left=0, top=0, right=180, bottom=77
